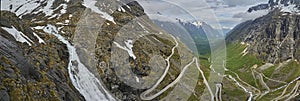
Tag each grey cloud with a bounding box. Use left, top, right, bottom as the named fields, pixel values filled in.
left=223, top=0, right=268, bottom=6
left=137, top=0, right=270, bottom=30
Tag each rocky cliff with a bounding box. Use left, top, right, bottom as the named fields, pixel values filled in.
left=227, top=7, right=300, bottom=63
left=0, top=0, right=155, bottom=100
left=225, top=2, right=300, bottom=100
left=0, top=11, right=84, bottom=101
left=248, top=0, right=300, bottom=13
left=226, top=0, right=300, bottom=63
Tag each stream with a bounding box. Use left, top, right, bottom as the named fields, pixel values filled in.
left=43, top=24, right=114, bottom=101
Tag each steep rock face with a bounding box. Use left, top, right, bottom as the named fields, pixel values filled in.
left=248, top=0, right=300, bottom=13
left=226, top=10, right=300, bottom=63
left=95, top=1, right=179, bottom=100
left=0, top=11, right=84, bottom=101
left=268, top=0, right=300, bottom=7
left=93, top=1, right=199, bottom=100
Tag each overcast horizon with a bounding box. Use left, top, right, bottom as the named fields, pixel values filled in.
left=137, top=0, right=270, bottom=32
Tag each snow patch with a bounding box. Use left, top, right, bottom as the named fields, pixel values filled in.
left=275, top=1, right=299, bottom=14
left=60, top=4, right=68, bottom=14
left=35, top=0, right=56, bottom=16
left=65, top=20, right=70, bottom=23
left=33, top=26, right=45, bottom=30
left=240, top=42, right=250, bottom=56
left=43, top=24, right=58, bottom=34
left=82, top=0, right=115, bottom=23
left=1, top=0, right=41, bottom=16
left=33, top=32, right=45, bottom=43
left=192, top=21, right=203, bottom=27
left=280, top=4, right=297, bottom=13
left=113, top=40, right=137, bottom=59
left=241, top=42, right=245, bottom=45
left=2, top=26, right=32, bottom=46
left=118, top=6, right=126, bottom=12
left=16, top=0, right=67, bottom=18
left=135, top=76, right=140, bottom=82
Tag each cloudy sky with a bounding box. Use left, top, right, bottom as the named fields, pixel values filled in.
left=137, top=0, right=269, bottom=31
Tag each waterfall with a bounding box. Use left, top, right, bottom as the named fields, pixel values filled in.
left=43, top=24, right=115, bottom=101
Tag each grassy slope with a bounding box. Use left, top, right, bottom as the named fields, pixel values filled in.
left=189, top=42, right=300, bottom=100
left=224, top=43, right=300, bottom=100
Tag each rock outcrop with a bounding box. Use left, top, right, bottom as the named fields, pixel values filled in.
left=248, top=0, right=300, bottom=13
left=227, top=9, right=300, bottom=63
left=0, top=11, right=84, bottom=101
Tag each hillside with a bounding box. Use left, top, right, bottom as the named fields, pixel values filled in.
left=224, top=1, right=300, bottom=100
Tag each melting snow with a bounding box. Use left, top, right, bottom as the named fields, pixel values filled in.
left=83, top=0, right=115, bottom=23
left=35, top=0, right=56, bottom=16
left=43, top=24, right=115, bottom=101
left=274, top=1, right=300, bottom=14
left=240, top=42, right=250, bottom=56
left=44, top=3, right=68, bottom=18
left=135, top=76, right=140, bottom=82
left=1, top=0, right=68, bottom=17
left=2, top=27, right=32, bottom=46
left=124, top=40, right=136, bottom=59
left=32, top=26, right=44, bottom=29
left=280, top=4, right=298, bottom=13
left=0, top=0, right=41, bottom=16
left=33, top=32, right=45, bottom=43
left=117, top=6, right=126, bottom=12
left=241, top=47, right=248, bottom=57
left=43, top=24, right=58, bottom=34
left=65, top=20, right=70, bottom=23
left=113, top=40, right=137, bottom=59
left=60, top=4, right=68, bottom=14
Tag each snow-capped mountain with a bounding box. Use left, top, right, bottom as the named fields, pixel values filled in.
left=151, top=19, right=223, bottom=55
left=248, top=0, right=300, bottom=14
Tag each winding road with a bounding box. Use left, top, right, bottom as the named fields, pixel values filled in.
left=140, top=35, right=214, bottom=100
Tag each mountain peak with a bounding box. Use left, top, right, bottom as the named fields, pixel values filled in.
left=192, top=21, right=203, bottom=27
left=176, top=19, right=204, bottom=27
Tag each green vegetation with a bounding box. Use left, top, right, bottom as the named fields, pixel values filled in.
left=225, top=43, right=263, bottom=87
left=271, top=61, right=300, bottom=82
left=226, top=44, right=263, bottom=71
left=262, top=65, right=277, bottom=77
